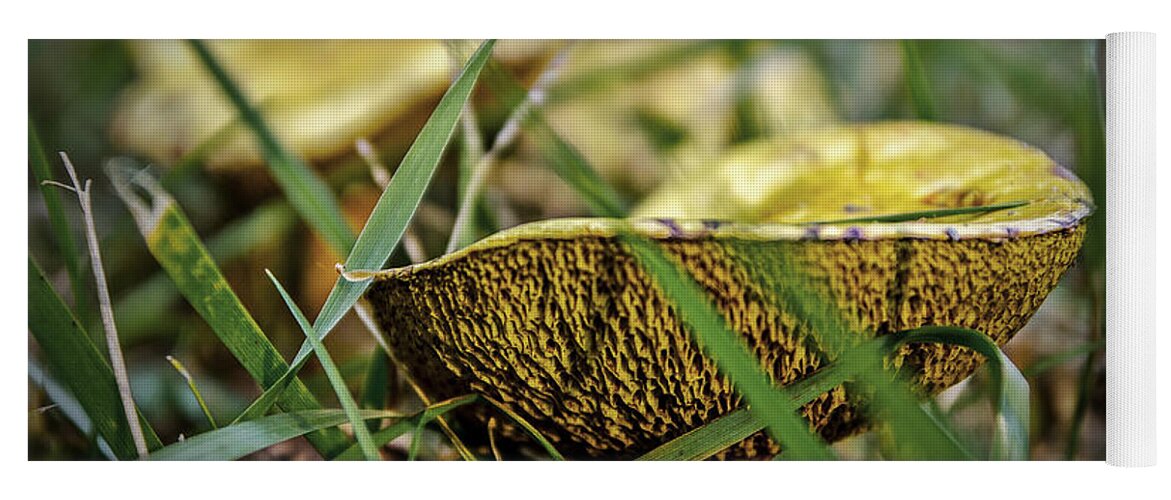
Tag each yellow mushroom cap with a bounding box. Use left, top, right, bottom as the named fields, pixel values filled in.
left=635, top=121, right=1093, bottom=238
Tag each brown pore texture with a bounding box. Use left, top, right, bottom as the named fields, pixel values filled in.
left=366, top=226, right=1085, bottom=459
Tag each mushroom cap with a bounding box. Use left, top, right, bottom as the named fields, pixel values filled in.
left=365, top=122, right=1092, bottom=458
left=111, top=40, right=546, bottom=170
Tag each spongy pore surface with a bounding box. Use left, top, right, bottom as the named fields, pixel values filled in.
left=365, top=122, right=1092, bottom=459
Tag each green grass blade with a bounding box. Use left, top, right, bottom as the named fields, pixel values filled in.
left=480, top=395, right=565, bottom=460
left=170, top=105, right=260, bottom=174
left=638, top=364, right=854, bottom=461
left=457, top=104, right=485, bottom=207
left=29, top=121, right=90, bottom=322
left=1064, top=41, right=1106, bottom=462
left=640, top=409, right=759, bottom=461
left=360, top=351, right=391, bottom=433
left=622, top=235, right=836, bottom=460
left=1023, top=339, right=1106, bottom=377
left=30, top=355, right=118, bottom=460
left=165, top=356, right=219, bottom=430
left=890, top=326, right=1030, bottom=460
left=314, top=38, right=496, bottom=333
left=112, top=201, right=296, bottom=343
left=266, top=271, right=381, bottom=461
left=107, top=167, right=350, bottom=458
left=809, top=200, right=1029, bottom=225
left=545, top=41, right=721, bottom=103
left=453, top=116, right=497, bottom=251
left=146, top=409, right=403, bottom=461
left=528, top=112, right=629, bottom=218
left=187, top=39, right=356, bottom=257
left=28, top=257, right=163, bottom=459
left=240, top=40, right=497, bottom=421
left=334, top=395, right=480, bottom=461
left=900, top=40, right=937, bottom=121
left=836, top=342, right=973, bottom=460
left=407, top=421, right=425, bottom=461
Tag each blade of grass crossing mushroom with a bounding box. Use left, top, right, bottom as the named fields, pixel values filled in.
left=809, top=200, right=1029, bottom=225
left=888, top=327, right=1030, bottom=460
left=107, top=166, right=351, bottom=459
left=28, top=257, right=163, bottom=460
left=741, top=250, right=972, bottom=460
left=188, top=39, right=356, bottom=256
left=622, top=235, right=836, bottom=460
left=334, top=395, right=480, bottom=461
left=146, top=409, right=404, bottom=461
left=266, top=271, right=381, bottom=461
left=352, top=301, right=478, bottom=461
left=639, top=409, right=760, bottom=461
left=637, top=363, right=853, bottom=461
left=315, top=38, right=496, bottom=334
left=829, top=341, right=974, bottom=460
left=238, top=40, right=497, bottom=422
left=635, top=326, right=1027, bottom=460
left=480, top=395, right=565, bottom=460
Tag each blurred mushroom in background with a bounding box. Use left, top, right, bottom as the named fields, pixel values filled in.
left=111, top=40, right=456, bottom=170
left=494, top=40, right=839, bottom=220
left=112, top=39, right=555, bottom=169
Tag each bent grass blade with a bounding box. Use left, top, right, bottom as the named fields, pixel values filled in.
left=333, top=395, right=480, bottom=461
left=266, top=271, right=381, bottom=461
left=147, top=409, right=404, bottom=461
left=108, top=166, right=351, bottom=458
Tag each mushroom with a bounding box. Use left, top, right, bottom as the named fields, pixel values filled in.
left=364, top=122, right=1093, bottom=459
